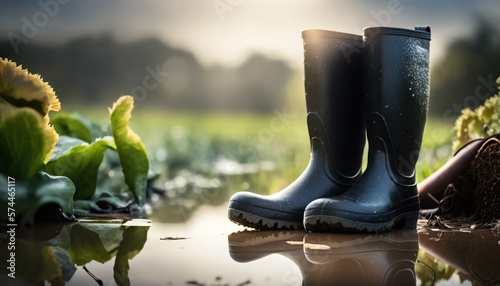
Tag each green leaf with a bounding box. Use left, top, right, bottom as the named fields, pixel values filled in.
left=0, top=172, right=75, bottom=226
left=67, top=223, right=123, bottom=265
left=51, top=112, right=107, bottom=143
left=49, top=135, right=87, bottom=160
left=0, top=105, right=58, bottom=179
left=45, top=136, right=116, bottom=200
left=109, top=96, right=149, bottom=206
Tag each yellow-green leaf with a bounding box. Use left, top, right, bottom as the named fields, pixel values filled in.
left=0, top=104, right=58, bottom=179
left=0, top=58, right=60, bottom=117
left=109, top=96, right=148, bottom=205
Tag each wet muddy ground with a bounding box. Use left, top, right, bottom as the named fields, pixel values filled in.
left=2, top=203, right=500, bottom=285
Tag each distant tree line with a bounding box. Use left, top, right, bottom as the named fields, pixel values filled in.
left=1, top=17, right=498, bottom=117
left=430, top=18, right=500, bottom=121
left=0, top=34, right=293, bottom=113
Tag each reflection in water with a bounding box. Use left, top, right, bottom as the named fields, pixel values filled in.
left=0, top=220, right=150, bottom=285
left=418, top=229, right=500, bottom=285
left=304, top=230, right=419, bottom=285
left=228, top=229, right=419, bottom=285
left=1, top=205, right=499, bottom=285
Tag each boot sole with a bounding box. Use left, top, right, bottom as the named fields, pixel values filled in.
left=228, top=208, right=303, bottom=230
left=304, top=212, right=419, bottom=233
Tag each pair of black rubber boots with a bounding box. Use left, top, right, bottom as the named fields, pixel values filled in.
left=228, top=26, right=431, bottom=233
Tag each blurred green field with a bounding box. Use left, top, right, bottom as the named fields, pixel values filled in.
left=74, top=107, right=455, bottom=221
left=122, top=109, right=311, bottom=194
left=79, top=107, right=455, bottom=185
left=83, top=108, right=454, bottom=181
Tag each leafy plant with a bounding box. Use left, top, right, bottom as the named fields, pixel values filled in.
left=453, top=76, right=500, bottom=152
left=0, top=58, right=60, bottom=179
left=0, top=58, right=150, bottom=227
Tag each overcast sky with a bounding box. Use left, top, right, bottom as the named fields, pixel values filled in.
left=1, top=0, right=499, bottom=68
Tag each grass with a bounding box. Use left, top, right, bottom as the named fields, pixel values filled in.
left=417, top=116, right=455, bottom=182
left=128, top=110, right=454, bottom=185
left=134, top=109, right=311, bottom=192
left=77, top=106, right=455, bottom=187
left=72, top=106, right=455, bottom=220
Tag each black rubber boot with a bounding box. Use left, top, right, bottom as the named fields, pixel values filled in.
left=228, top=30, right=365, bottom=230
left=304, top=26, right=431, bottom=233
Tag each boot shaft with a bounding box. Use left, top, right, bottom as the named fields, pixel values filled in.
left=363, top=26, right=431, bottom=184
left=301, top=30, right=365, bottom=183
left=302, top=30, right=363, bottom=115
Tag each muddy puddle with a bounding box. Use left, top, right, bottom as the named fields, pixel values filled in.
left=1, top=204, right=499, bottom=285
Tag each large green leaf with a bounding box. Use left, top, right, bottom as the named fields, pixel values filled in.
left=45, top=136, right=116, bottom=200
left=0, top=172, right=75, bottom=226
left=0, top=105, right=58, bottom=179
left=109, top=96, right=149, bottom=205
left=51, top=112, right=107, bottom=143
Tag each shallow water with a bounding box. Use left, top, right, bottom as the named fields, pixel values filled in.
left=2, top=204, right=499, bottom=285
